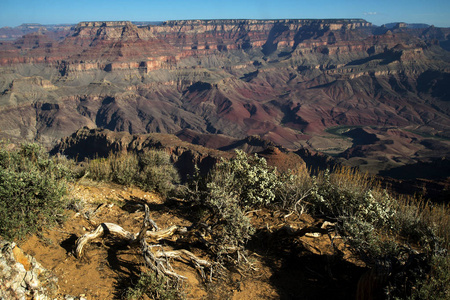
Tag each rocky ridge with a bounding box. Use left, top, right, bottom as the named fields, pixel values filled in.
left=51, top=127, right=307, bottom=179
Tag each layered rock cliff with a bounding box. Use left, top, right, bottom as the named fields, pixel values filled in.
left=1, top=19, right=450, bottom=174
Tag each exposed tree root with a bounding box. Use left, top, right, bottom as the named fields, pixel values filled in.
left=75, top=204, right=213, bottom=282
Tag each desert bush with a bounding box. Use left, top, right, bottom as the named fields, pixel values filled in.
left=126, top=271, right=183, bottom=300
left=135, top=151, right=179, bottom=197
left=183, top=150, right=279, bottom=264
left=340, top=216, right=399, bottom=260
left=86, top=152, right=139, bottom=185
left=0, top=143, right=69, bottom=241
left=86, top=150, right=179, bottom=197
left=302, top=167, right=449, bottom=297
left=308, top=168, right=395, bottom=227
left=110, top=153, right=140, bottom=186
left=204, top=180, right=254, bottom=260
left=86, top=156, right=112, bottom=181
left=299, top=167, right=401, bottom=264
left=210, top=149, right=280, bottom=207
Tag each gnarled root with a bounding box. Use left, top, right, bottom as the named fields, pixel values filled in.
left=74, top=204, right=213, bottom=282
left=75, top=223, right=137, bottom=258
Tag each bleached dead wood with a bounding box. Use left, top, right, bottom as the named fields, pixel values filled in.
left=75, top=223, right=136, bottom=258
left=75, top=224, right=184, bottom=258
left=74, top=203, right=213, bottom=281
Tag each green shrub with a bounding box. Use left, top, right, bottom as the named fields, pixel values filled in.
left=126, top=271, right=183, bottom=300
left=136, top=151, right=179, bottom=197
left=274, top=166, right=313, bottom=213
left=85, top=156, right=112, bottom=181
left=340, top=216, right=399, bottom=260
left=110, top=153, right=140, bottom=186
left=301, top=167, right=449, bottom=296
left=0, top=143, right=69, bottom=241
left=205, top=180, right=254, bottom=259
left=183, top=150, right=278, bottom=264
left=211, top=150, right=279, bottom=207
left=394, top=197, right=449, bottom=252
left=301, top=167, right=400, bottom=264
left=308, top=168, right=395, bottom=226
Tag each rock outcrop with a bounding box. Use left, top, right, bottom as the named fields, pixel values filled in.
left=0, top=239, right=59, bottom=299
left=51, top=127, right=232, bottom=180
left=51, top=127, right=307, bottom=179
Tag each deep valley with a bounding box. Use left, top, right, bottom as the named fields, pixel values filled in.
left=1, top=18, right=450, bottom=184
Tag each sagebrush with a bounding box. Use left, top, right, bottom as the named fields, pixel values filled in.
left=0, top=143, right=70, bottom=241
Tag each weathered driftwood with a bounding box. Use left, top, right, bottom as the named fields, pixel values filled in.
left=75, top=204, right=213, bottom=281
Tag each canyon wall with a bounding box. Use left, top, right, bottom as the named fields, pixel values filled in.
left=1, top=19, right=450, bottom=175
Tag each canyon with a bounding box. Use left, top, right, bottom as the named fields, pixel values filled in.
left=1, top=19, right=450, bottom=179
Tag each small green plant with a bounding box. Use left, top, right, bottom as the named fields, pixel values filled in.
left=274, top=166, right=313, bottom=213
left=204, top=180, right=255, bottom=260
left=110, top=152, right=140, bottom=186
left=308, top=168, right=395, bottom=225
left=0, top=142, right=69, bottom=241
left=394, top=196, right=449, bottom=252
left=126, top=271, right=183, bottom=300
left=86, top=156, right=112, bottom=181
left=297, top=166, right=449, bottom=298
left=303, top=167, right=400, bottom=263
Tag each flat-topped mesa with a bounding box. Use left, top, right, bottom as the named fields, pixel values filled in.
left=149, top=18, right=374, bottom=55
left=72, top=20, right=154, bottom=41
left=162, top=18, right=372, bottom=29
left=76, top=21, right=134, bottom=28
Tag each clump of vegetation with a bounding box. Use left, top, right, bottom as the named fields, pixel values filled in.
left=86, top=150, right=179, bottom=197
left=394, top=196, right=449, bottom=252
left=185, top=150, right=279, bottom=265
left=308, top=168, right=395, bottom=224
left=411, top=255, right=450, bottom=300
left=306, top=168, right=398, bottom=260
left=135, top=151, right=180, bottom=197
left=2, top=141, right=447, bottom=298
left=125, top=271, right=183, bottom=300
left=287, top=166, right=449, bottom=298
left=202, top=179, right=254, bottom=262
left=211, top=150, right=280, bottom=207
left=0, top=143, right=70, bottom=241
left=274, top=166, right=313, bottom=214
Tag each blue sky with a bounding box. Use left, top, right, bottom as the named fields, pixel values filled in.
left=1, top=0, right=450, bottom=28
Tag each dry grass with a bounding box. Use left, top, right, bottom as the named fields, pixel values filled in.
left=326, top=165, right=381, bottom=194
left=396, top=195, right=450, bottom=251
left=317, top=166, right=449, bottom=251
left=85, top=150, right=179, bottom=197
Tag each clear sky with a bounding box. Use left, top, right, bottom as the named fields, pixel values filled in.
left=1, top=0, right=450, bottom=28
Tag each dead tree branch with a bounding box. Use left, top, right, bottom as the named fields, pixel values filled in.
left=74, top=204, right=213, bottom=281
